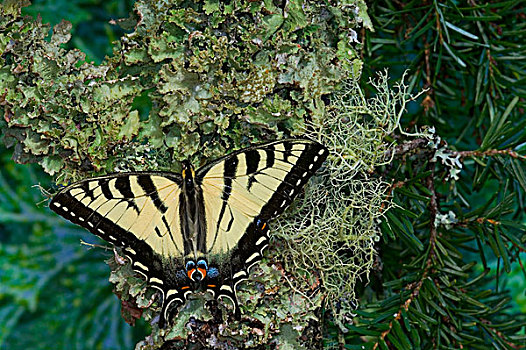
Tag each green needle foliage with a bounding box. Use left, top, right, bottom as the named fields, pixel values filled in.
left=0, top=0, right=525, bottom=349
left=336, top=1, right=526, bottom=349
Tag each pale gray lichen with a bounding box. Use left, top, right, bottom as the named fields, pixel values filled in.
left=435, top=210, right=458, bottom=230
left=433, top=147, right=463, bottom=181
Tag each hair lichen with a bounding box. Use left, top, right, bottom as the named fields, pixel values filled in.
left=273, top=70, right=427, bottom=330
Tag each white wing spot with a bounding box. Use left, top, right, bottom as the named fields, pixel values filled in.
left=233, top=271, right=246, bottom=280
left=97, top=228, right=104, bottom=234
left=79, top=217, right=85, bottom=222
left=52, top=202, right=61, bottom=207
left=70, top=212, right=76, bottom=217
left=220, top=285, right=233, bottom=293
left=62, top=207, right=69, bottom=212
left=289, top=189, right=294, bottom=196
left=296, top=179, right=301, bottom=186
left=134, top=261, right=149, bottom=271
left=87, top=222, right=94, bottom=227
left=109, top=235, right=116, bottom=241
left=302, top=172, right=308, bottom=177
left=318, top=149, right=325, bottom=155
left=125, top=247, right=136, bottom=255
left=246, top=252, right=260, bottom=264
left=309, top=163, right=314, bottom=170
left=255, top=236, right=267, bottom=246
left=314, top=155, right=319, bottom=162
left=167, top=290, right=178, bottom=298
left=280, top=200, right=287, bottom=207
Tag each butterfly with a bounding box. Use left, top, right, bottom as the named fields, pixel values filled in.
left=50, top=138, right=328, bottom=327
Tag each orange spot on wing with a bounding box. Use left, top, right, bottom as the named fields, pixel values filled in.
left=187, top=268, right=195, bottom=280
left=198, top=267, right=207, bottom=279
left=207, top=285, right=216, bottom=288
left=262, top=223, right=267, bottom=230
left=181, top=286, right=190, bottom=290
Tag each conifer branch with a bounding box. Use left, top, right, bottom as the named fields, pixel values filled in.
left=374, top=159, right=440, bottom=349
left=385, top=138, right=430, bottom=159
left=453, top=149, right=526, bottom=160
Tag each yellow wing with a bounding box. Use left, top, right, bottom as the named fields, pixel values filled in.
left=193, top=139, right=327, bottom=316
left=50, top=172, right=199, bottom=327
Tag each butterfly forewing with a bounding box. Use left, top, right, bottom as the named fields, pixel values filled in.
left=197, top=139, right=327, bottom=256
left=51, top=173, right=186, bottom=258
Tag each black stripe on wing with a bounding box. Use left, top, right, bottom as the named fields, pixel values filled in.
left=114, top=176, right=141, bottom=213
left=137, top=175, right=169, bottom=214
left=245, top=149, right=260, bottom=174
left=265, top=144, right=275, bottom=168
left=259, top=141, right=327, bottom=220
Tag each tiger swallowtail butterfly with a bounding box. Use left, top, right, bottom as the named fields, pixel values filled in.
left=50, top=138, right=328, bottom=327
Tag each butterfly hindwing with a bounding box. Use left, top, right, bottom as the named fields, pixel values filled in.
left=209, top=219, right=271, bottom=317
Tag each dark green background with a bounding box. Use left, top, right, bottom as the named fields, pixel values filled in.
left=1, top=0, right=524, bottom=349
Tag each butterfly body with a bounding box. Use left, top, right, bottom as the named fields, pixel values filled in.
left=50, top=139, right=327, bottom=327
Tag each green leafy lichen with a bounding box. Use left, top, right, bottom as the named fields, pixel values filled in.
left=2, top=0, right=370, bottom=181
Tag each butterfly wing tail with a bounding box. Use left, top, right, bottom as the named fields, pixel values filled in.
left=157, top=290, right=185, bottom=328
